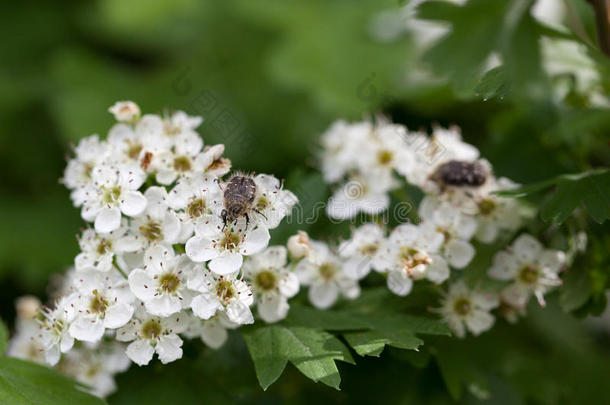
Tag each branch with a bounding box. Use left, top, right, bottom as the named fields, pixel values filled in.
left=587, top=0, right=610, bottom=56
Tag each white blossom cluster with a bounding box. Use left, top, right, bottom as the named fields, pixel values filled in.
left=319, top=117, right=568, bottom=337
left=7, top=101, right=300, bottom=397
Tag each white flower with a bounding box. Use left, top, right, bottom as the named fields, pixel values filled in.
left=202, top=144, right=232, bottom=177
left=109, top=101, right=141, bottom=123
left=295, top=240, right=360, bottom=309
left=127, top=186, right=181, bottom=253
left=249, top=174, right=298, bottom=229
left=69, top=271, right=135, bottom=342
left=243, top=246, right=299, bottom=323
left=74, top=224, right=140, bottom=272
left=7, top=315, right=46, bottom=364
left=59, top=342, right=130, bottom=398
left=320, top=120, right=371, bottom=183
left=116, top=309, right=188, bottom=366
left=185, top=216, right=269, bottom=275
left=38, top=295, right=76, bottom=366
left=419, top=196, right=477, bottom=269
left=188, top=270, right=255, bottom=325
left=326, top=173, right=395, bottom=220
left=63, top=135, right=109, bottom=207
left=338, top=223, right=386, bottom=279
left=106, top=119, right=167, bottom=170
left=473, top=177, right=523, bottom=243
left=287, top=230, right=312, bottom=260
left=168, top=172, right=223, bottom=240
left=435, top=281, right=499, bottom=338
left=81, top=164, right=147, bottom=233
left=183, top=312, right=237, bottom=349
left=128, top=246, right=197, bottom=317
left=374, top=223, right=449, bottom=296
left=354, top=120, right=414, bottom=178
left=488, top=234, right=565, bottom=307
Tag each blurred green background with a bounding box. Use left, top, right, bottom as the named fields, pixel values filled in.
left=1, top=0, right=610, bottom=403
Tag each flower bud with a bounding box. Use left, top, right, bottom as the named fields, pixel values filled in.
left=16, top=296, right=41, bottom=320
left=287, top=231, right=311, bottom=260
left=109, top=101, right=141, bottom=123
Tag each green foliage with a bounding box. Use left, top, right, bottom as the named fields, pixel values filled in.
left=497, top=168, right=610, bottom=224
left=243, top=325, right=354, bottom=390
left=244, top=296, right=450, bottom=390
left=0, top=319, right=7, bottom=355
left=0, top=357, right=106, bottom=405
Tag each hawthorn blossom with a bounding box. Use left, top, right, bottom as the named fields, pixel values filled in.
left=374, top=223, right=448, bottom=296
left=418, top=196, right=477, bottom=269
left=185, top=216, right=269, bottom=275
left=69, top=271, right=135, bottom=342
left=188, top=269, right=254, bottom=325
left=183, top=312, right=237, bottom=350
left=127, top=186, right=181, bottom=253
left=128, top=246, right=197, bottom=317
left=338, top=223, right=386, bottom=279
left=473, top=177, right=523, bottom=243
left=63, top=135, right=109, bottom=207
left=488, top=234, right=565, bottom=307
left=38, top=295, right=77, bottom=366
left=74, top=224, right=140, bottom=272
left=435, top=281, right=499, bottom=338
left=326, top=173, right=395, bottom=220
left=295, top=240, right=360, bottom=309
left=243, top=246, right=300, bottom=323
left=58, top=342, right=130, bottom=398
left=81, top=164, right=147, bottom=233
left=249, top=174, right=298, bottom=229
left=116, top=309, right=188, bottom=366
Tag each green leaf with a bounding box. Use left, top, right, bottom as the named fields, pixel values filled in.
left=419, top=0, right=543, bottom=98
left=283, top=304, right=368, bottom=331
left=242, top=326, right=288, bottom=390
left=475, top=66, right=510, bottom=100
left=0, top=357, right=106, bottom=405
left=560, top=269, right=592, bottom=313
left=281, top=327, right=354, bottom=389
left=496, top=168, right=610, bottom=224
left=0, top=319, right=7, bottom=355
left=344, top=329, right=422, bottom=357
left=242, top=325, right=354, bottom=390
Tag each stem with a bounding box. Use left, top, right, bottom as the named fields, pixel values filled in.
left=587, top=0, right=610, bottom=56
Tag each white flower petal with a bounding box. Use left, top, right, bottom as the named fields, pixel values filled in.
left=145, top=295, right=182, bottom=317
left=209, top=252, right=243, bottom=275
left=445, top=239, right=475, bottom=269
left=128, top=269, right=156, bottom=301
left=225, top=301, right=254, bottom=324
left=95, top=207, right=121, bottom=233
left=240, top=227, right=270, bottom=256
left=201, top=323, right=228, bottom=349
left=387, top=271, right=413, bottom=296
left=120, top=191, right=147, bottom=217
left=342, top=257, right=371, bottom=280
left=191, top=294, right=222, bottom=320
left=278, top=273, right=300, bottom=298
left=156, top=334, right=183, bottom=364
left=465, top=310, right=495, bottom=335
left=69, top=317, right=105, bottom=342
left=103, top=303, right=134, bottom=329
left=126, top=339, right=155, bottom=366
left=185, top=236, right=218, bottom=263
left=308, top=282, right=339, bottom=309
left=258, top=296, right=289, bottom=323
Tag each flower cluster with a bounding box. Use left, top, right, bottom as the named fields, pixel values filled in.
left=319, top=117, right=567, bottom=337
left=7, top=106, right=576, bottom=398
left=8, top=102, right=299, bottom=397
